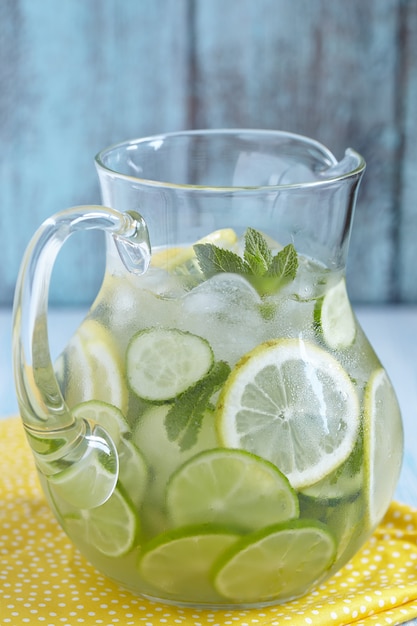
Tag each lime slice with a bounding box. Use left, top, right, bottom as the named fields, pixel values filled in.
left=118, top=438, right=149, bottom=509
left=58, top=319, right=128, bottom=412
left=364, top=368, right=403, bottom=528
left=314, top=279, right=356, bottom=349
left=47, top=442, right=118, bottom=510
left=213, top=519, right=336, bottom=603
left=217, top=338, right=360, bottom=489
left=151, top=228, right=238, bottom=271
left=63, top=485, right=139, bottom=557
left=137, top=525, right=239, bottom=603
left=126, top=327, right=214, bottom=402
left=167, top=448, right=299, bottom=532
left=71, top=401, right=148, bottom=509
left=72, top=400, right=130, bottom=449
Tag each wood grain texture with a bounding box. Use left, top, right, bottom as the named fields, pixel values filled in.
left=398, top=1, right=417, bottom=302
left=0, top=0, right=190, bottom=305
left=0, top=0, right=416, bottom=305
left=193, top=0, right=402, bottom=302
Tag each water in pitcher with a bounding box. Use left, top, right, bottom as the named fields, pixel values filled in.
left=42, top=226, right=403, bottom=607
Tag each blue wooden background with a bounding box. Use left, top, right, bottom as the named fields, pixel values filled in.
left=1, top=0, right=416, bottom=306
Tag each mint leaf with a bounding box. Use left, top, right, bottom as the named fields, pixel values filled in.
left=266, top=243, right=298, bottom=283
left=164, top=360, right=231, bottom=451
left=244, top=228, right=272, bottom=275
left=193, top=229, right=298, bottom=297
left=194, top=243, right=248, bottom=278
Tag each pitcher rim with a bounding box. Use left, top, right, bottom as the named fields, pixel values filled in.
left=95, top=128, right=366, bottom=192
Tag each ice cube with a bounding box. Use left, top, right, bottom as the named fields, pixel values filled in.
left=181, top=273, right=264, bottom=363
left=183, top=273, right=261, bottom=316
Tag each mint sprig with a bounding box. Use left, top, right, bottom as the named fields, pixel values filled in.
left=164, top=360, right=231, bottom=451
left=244, top=227, right=273, bottom=275
left=193, top=227, right=298, bottom=296
left=193, top=244, right=247, bottom=278
left=266, top=241, right=298, bottom=279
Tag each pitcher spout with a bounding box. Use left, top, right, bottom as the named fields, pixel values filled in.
left=319, top=148, right=366, bottom=182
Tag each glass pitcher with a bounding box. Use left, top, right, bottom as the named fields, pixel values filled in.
left=13, top=130, right=403, bottom=608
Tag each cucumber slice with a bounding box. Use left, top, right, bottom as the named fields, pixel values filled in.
left=132, top=404, right=218, bottom=504
left=126, top=327, right=214, bottom=402
left=299, top=436, right=363, bottom=504
left=299, top=467, right=362, bottom=504
left=314, top=279, right=356, bottom=349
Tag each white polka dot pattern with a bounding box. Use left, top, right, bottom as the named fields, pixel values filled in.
left=1, top=417, right=417, bottom=626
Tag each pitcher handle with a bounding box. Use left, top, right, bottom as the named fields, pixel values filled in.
left=12, top=205, right=151, bottom=508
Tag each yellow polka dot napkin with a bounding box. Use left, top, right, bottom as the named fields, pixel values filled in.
left=1, top=416, right=417, bottom=626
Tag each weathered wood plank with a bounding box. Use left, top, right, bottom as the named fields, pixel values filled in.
left=0, top=0, right=189, bottom=306
left=193, top=0, right=401, bottom=302
left=398, top=1, right=417, bottom=303
left=0, top=0, right=416, bottom=305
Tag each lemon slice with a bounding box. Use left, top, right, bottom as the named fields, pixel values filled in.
left=58, top=319, right=128, bottom=413
left=151, top=228, right=238, bottom=271
left=364, top=368, right=403, bottom=528
left=126, top=327, right=214, bottom=402
left=213, top=519, right=336, bottom=603
left=63, top=485, right=139, bottom=557
left=314, top=279, right=356, bottom=349
left=166, top=448, right=299, bottom=532
left=151, top=246, right=193, bottom=269
left=217, top=338, right=360, bottom=489
left=137, top=526, right=239, bottom=603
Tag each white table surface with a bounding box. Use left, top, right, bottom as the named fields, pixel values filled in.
left=1, top=305, right=417, bottom=624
